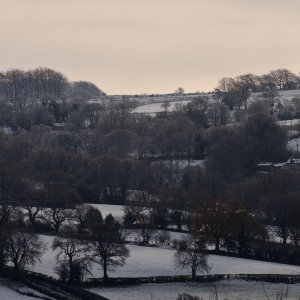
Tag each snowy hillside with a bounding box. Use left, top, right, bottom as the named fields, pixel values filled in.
left=33, top=235, right=300, bottom=279
left=253, top=90, right=300, bottom=102
left=0, top=279, right=53, bottom=300
left=135, top=100, right=191, bottom=114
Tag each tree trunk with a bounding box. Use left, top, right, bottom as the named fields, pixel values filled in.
left=215, top=238, right=220, bottom=252
left=191, top=267, right=196, bottom=281
left=54, top=223, right=60, bottom=234
left=0, top=249, right=4, bottom=274
left=142, top=226, right=147, bottom=245
left=28, top=212, right=36, bottom=227
left=0, top=226, right=6, bottom=273
left=103, top=259, right=108, bottom=281
left=69, top=257, right=74, bottom=283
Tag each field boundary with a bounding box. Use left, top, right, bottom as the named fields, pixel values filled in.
left=85, top=273, right=300, bottom=287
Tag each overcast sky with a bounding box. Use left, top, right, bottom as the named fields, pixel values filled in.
left=0, top=0, right=300, bottom=94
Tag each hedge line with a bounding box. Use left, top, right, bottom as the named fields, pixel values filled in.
left=85, top=273, right=300, bottom=287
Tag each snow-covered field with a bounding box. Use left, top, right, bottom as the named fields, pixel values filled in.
left=88, top=204, right=125, bottom=219
left=277, top=119, right=300, bottom=127
left=254, top=90, right=300, bottom=102
left=287, top=137, right=300, bottom=153
left=33, top=235, right=300, bottom=279
left=135, top=100, right=191, bottom=114
left=173, top=159, right=205, bottom=168
left=133, top=90, right=300, bottom=116
left=160, top=159, right=206, bottom=169
left=125, top=229, right=188, bottom=244
left=0, top=285, right=31, bottom=300
left=276, top=90, right=300, bottom=102
left=278, top=90, right=300, bottom=97
left=0, top=286, right=31, bottom=300
left=90, top=280, right=300, bottom=300
left=0, top=278, right=53, bottom=300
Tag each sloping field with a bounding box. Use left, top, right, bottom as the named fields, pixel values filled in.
left=34, top=235, right=300, bottom=279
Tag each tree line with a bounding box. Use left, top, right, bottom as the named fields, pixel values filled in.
left=215, top=68, right=300, bottom=109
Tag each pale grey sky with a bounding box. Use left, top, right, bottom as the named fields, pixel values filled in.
left=0, top=0, right=300, bottom=94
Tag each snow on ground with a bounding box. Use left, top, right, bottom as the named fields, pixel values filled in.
left=34, top=235, right=300, bottom=279
left=88, top=204, right=125, bottom=218
left=0, top=286, right=32, bottom=300
left=172, top=159, right=206, bottom=169
left=287, top=137, right=300, bottom=153
left=90, top=280, right=300, bottom=300
left=254, top=90, right=300, bottom=102
left=159, top=159, right=206, bottom=169
left=135, top=100, right=191, bottom=114
left=125, top=229, right=188, bottom=244
left=277, top=90, right=300, bottom=98
left=0, top=278, right=53, bottom=300
left=276, top=90, right=300, bottom=103
left=277, top=119, right=300, bottom=126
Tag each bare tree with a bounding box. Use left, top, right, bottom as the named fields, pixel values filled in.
left=124, top=193, right=156, bottom=245
left=70, top=81, right=105, bottom=100
left=0, top=143, right=25, bottom=271
left=45, top=208, right=72, bottom=234
left=42, top=170, right=81, bottom=233
left=0, top=68, right=68, bottom=103
left=0, top=230, right=9, bottom=273
left=175, top=87, right=185, bottom=94
left=6, top=232, right=45, bottom=271
left=53, top=226, right=89, bottom=282
left=175, top=235, right=210, bottom=280
left=88, top=223, right=129, bottom=280
left=23, top=205, right=44, bottom=229
left=80, top=103, right=105, bottom=128
left=161, top=101, right=170, bottom=113
left=207, top=101, right=229, bottom=126
left=215, top=74, right=256, bottom=110
left=268, top=69, right=298, bottom=90
left=269, top=193, right=295, bottom=244
left=73, top=204, right=104, bottom=234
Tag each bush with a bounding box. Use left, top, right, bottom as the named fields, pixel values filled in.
left=154, top=231, right=171, bottom=246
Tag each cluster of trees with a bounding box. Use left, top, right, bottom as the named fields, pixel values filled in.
left=0, top=200, right=129, bottom=282
left=207, top=112, right=288, bottom=181
left=193, top=201, right=266, bottom=254
left=0, top=87, right=293, bottom=233
left=0, top=198, right=211, bottom=282
left=276, top=96, right=300, bottom=120
left=53, top=211, right=129, bottom=282
left=122, top=166, right=300, bottom=256
left=0, top=68, right=68, bottom=102
left=0, top=68, right=105, bottom=128
left=0, top=68, right=105, bottom=102
left=215, top=69, right=300, bottom=109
